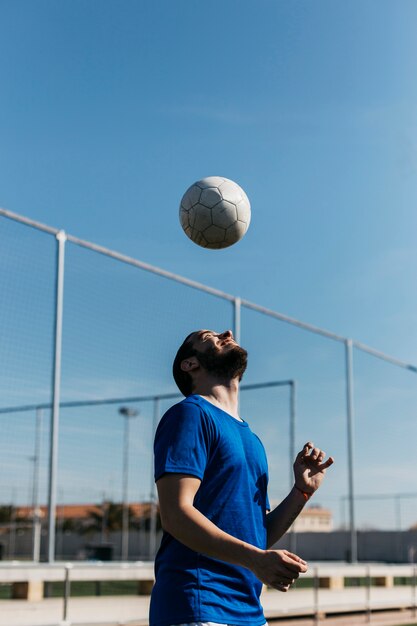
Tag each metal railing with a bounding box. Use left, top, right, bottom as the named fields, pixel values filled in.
left=0, top=561, right=416, bottom=624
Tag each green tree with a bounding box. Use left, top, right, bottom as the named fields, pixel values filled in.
left=0, top=506, right=13, bottom=523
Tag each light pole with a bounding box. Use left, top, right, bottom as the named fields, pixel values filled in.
left=119, top=406, right=139, bottom=561
left=31, top=408, right=43, bottom=562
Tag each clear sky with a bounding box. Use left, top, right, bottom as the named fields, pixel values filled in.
left=0, top=1, right=416, bottom=532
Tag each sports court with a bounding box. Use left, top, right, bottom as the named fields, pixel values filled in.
left=1, top=2, right=417, bottom=626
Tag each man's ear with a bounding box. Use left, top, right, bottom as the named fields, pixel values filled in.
left=180, top=356, right=199, bottom=372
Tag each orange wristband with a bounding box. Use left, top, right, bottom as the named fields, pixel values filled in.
left=295, top=485, right=312, bottom=501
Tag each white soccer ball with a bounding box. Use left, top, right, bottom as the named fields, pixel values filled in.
left=179, top=176, right=251, bottom=249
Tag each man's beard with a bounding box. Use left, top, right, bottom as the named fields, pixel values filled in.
left=196, top=344, right=248, bottom=381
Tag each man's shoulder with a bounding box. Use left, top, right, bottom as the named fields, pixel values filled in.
left=167, top=394, right=206, bottom=413
left=155, top=395, right=219, bottom=446
left=158, top=395, right=207, bottom=426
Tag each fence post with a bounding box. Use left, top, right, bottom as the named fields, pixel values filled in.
left=62, top=563, right=72, bottom=625
left=233, top=297, right=241, bottom=344
left=366, top=564, right=371, bottom=622
left=314, top=565, right=319, bottom=625
left=47, top=230, right=66, bottom=563
left=149, top=397, right=160, bottom=560
left=345, top=338, right=357, bottom=563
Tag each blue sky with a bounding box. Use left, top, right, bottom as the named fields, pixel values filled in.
left=1, top=0, right=417, bottom=353
left=1, top=1, right=417, bottom=531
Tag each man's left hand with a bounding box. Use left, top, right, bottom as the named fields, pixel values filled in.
left=293, top=442, right=334, bottom=494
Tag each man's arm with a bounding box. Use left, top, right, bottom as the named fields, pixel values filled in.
left=157, top=473, right=307, bottom=591
left=266, top=442, right=334, bottom=547
left=266, top=486, right=307, bottom=548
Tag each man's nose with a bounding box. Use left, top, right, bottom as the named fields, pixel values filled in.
left=221, top=330, right=233, bottom=339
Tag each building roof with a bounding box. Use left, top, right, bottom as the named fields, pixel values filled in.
left=16, top=502, right=154, bottom=520
left=300, top=506, right=332, bottom=518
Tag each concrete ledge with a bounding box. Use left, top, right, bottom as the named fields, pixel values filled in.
left=0, top=561, right=155, bottom=583
left=0, top=561, right=155, bottom=601
left=11, top=581, right=44, bottom=601
left=0, top=561, right=414, bottom=604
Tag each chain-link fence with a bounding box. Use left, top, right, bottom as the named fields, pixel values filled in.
left=1, top=208, right=416, bottom=564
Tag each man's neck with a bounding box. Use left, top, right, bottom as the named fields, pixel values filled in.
left=194, top=378, right=240, bottom=420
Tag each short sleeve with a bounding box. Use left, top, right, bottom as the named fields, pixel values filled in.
left=265, top=492, right=271, bottom=512
left=154, top=401, right=214, bottom=482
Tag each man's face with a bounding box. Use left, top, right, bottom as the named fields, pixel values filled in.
left=189, top=329, right=248, bottom=381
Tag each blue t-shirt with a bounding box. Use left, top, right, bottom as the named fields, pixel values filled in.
left=150, top=394, right=270, bottom=626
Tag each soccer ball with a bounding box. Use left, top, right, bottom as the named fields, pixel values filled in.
left=179, top=176, right=251, bottom=249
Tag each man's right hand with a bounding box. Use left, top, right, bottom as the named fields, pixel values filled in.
left=249, top=549, right=308, bottom=592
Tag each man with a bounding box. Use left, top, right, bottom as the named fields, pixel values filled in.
left=150, top=329, right=334, bottom=626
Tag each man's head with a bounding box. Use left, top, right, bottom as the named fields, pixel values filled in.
left=172, top=329, right=248, bottom=396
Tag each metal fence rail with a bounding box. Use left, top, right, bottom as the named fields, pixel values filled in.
left=1, top=208, right=416, bottom=564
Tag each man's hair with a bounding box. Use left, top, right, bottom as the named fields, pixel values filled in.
left=172, top=332, right=198, bottom=397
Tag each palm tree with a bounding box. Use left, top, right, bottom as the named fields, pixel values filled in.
left=81, top=501, right=136, bottom=540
